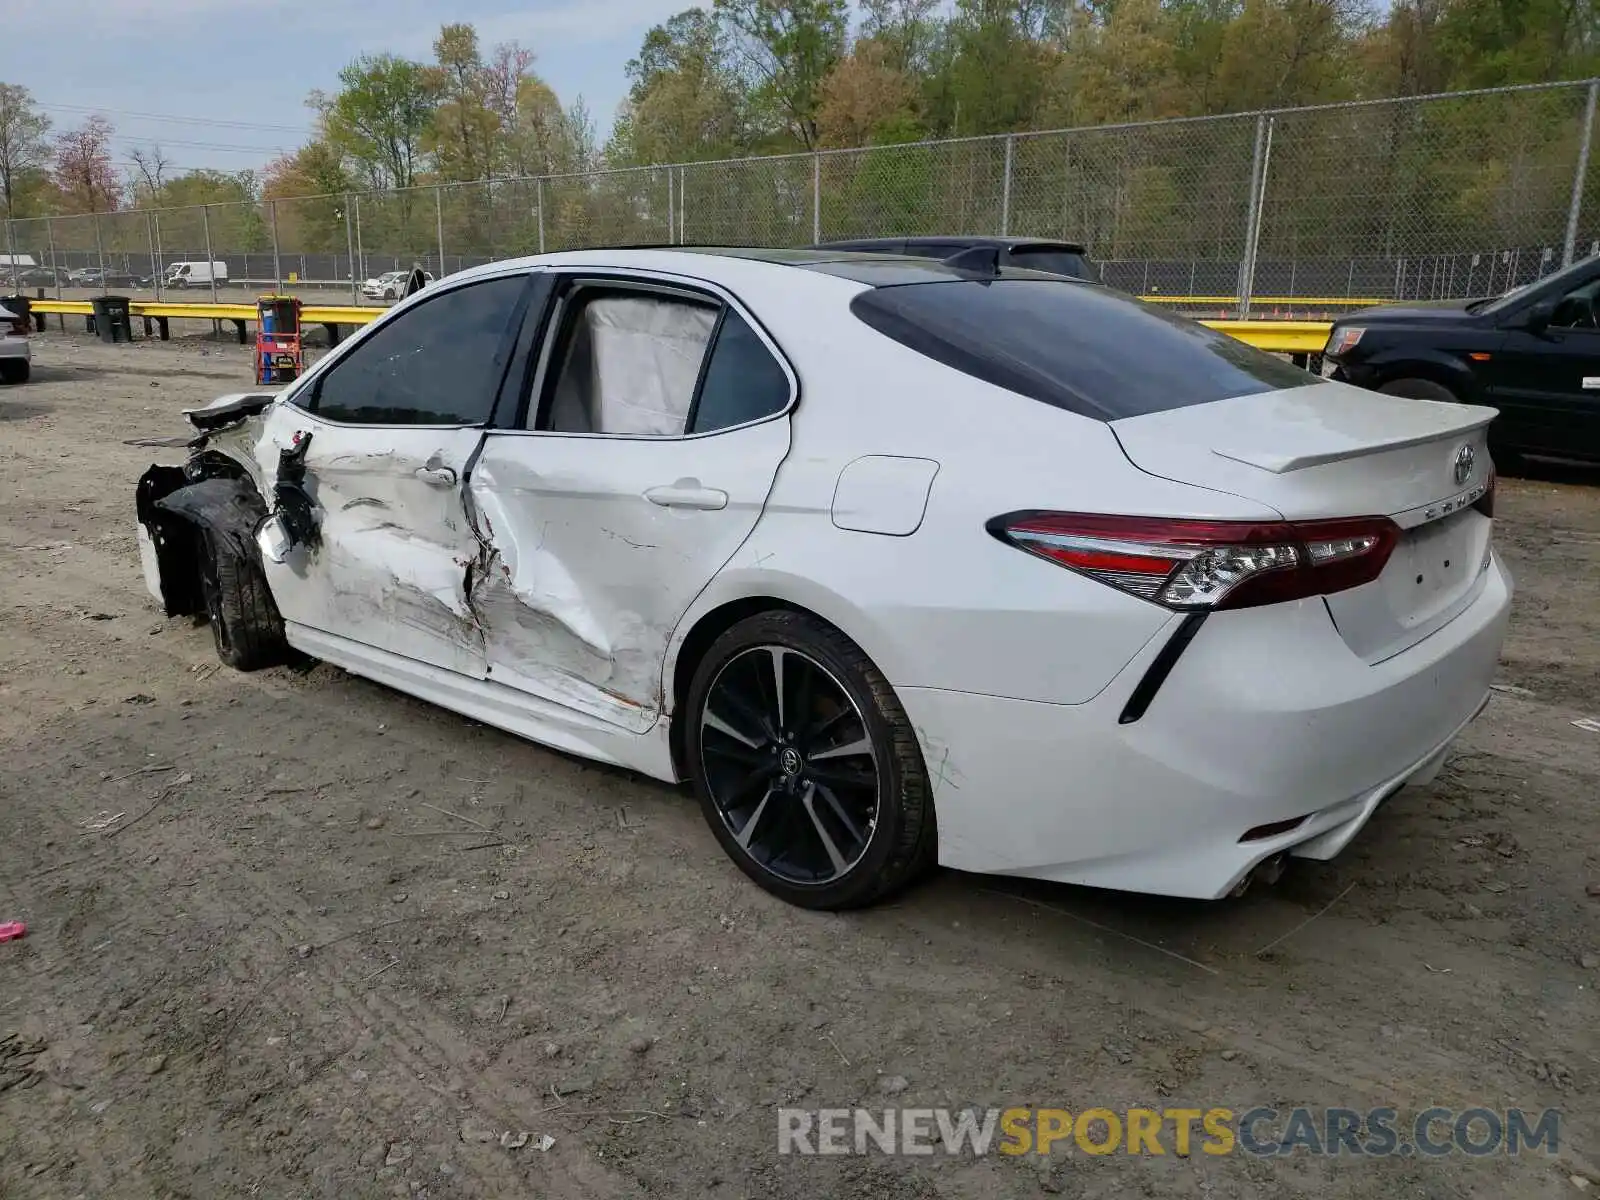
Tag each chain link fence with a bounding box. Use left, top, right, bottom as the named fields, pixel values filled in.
left=4, top=79, right=1597, bottom=315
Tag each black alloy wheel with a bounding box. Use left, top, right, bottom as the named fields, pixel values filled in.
left=686, top=611, right=935, bottom=910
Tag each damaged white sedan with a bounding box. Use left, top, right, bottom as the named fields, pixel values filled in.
left=135, top=248, right=1512, bottom=910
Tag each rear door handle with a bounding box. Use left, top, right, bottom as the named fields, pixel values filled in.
left=645, top=484, right=728, bottom=511
left=415, top=465, right=458, bottom=487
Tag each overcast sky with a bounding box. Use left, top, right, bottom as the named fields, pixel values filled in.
left=1, top=0, right=699, bottom=177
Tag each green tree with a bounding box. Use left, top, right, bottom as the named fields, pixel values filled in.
left=610, top=10, right=750, bottom=164
left=715, top=0, right=850, bottom=148
left=320, top=54, right=442, bottom=190
left=923, top=0, right=1060, bottom=136
left=1434, top=0, right=1600, bottom=88
left=263, top=140, right=355, bottom=253
left=429, top=24, right=499, bottom=183
left=0, top=83, right=52, bottom=218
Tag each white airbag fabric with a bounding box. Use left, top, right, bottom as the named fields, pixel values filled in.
left=560, top=296, right=716, bottom=436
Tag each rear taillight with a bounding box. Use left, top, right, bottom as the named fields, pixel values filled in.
left=990, top=512, right=1400, bottom=611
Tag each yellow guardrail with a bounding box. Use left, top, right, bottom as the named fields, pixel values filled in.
left=26, top=299, right=1332, bottom=355
left=1201, top=319, right=1334, bottom=354
left=29, top=299, right=380, bottom=325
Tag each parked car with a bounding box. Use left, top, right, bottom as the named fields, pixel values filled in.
left=17, top=266, right=69, bottom=288
left=1322, top=253, right=1600, bottom=465
left=67, top=266, right=143, bottom=290
left=814, top=235, right=1098, bottom=281
left=362, top=269, right=433, bottom=300
left=0, top=301, right=31, bottom=384
left=134, top=246, right=1509, bottom=910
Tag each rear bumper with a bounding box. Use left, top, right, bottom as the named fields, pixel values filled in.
left=900, top=551, right=1512, bottom=899
left=0, top=335, right=29, bottom=361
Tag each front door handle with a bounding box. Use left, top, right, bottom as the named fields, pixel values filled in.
left=415, top=465, right=458, bottom=488
left=645, top=483, right=728, bottom=511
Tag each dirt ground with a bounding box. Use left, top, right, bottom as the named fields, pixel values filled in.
left=1, top=331, right=1597, bottom=1200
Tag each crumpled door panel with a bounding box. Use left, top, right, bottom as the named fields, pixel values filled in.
left=467, top=417, right=791, bottom=733
left=256, top=405, right=489, bottom=679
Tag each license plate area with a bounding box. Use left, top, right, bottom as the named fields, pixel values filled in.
left=1323, top=508, right=1492, bottom=662
left=1390, top=509, right=1481, bottom=615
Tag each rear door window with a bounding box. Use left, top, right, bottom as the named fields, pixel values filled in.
left=850, top=278, right=1315, bottom=420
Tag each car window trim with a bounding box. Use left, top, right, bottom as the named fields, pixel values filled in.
left=496, top=267, right=799, bottom=442
left=486, top=271, right=558, bottom=430
left=291, top=267, right=539, bottom=430
left=683, top=306, right=731, bottom=435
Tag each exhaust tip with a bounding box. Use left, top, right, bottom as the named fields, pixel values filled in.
left=1228, top=853, right=1289, bottom=898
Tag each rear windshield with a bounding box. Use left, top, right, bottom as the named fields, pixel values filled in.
left=850, top=279, right=1315, bottom=420
left=1005, top=247, right=1093, bottom=280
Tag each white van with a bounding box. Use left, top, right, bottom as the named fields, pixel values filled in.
left=164, top=261, right=229, bottom=288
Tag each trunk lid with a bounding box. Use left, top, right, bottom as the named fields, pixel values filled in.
left=1112, top=380, right=1498, bottom=662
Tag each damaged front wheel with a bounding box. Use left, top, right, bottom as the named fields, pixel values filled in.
left=197, top=528, right=289, bottom=671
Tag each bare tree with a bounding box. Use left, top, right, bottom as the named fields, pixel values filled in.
left=0, top=83, right=52, bottom=217
left=128, top=144, right=172, bottom=204
left=54, top=115, right=120, bottom=214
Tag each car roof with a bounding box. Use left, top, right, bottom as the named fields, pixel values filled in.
left=449, top=245, right=1082, bottom=289
left=815, top=235, right=1088, bottom=253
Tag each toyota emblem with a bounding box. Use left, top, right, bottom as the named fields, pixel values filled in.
left=1453, top=443, right=1475, bottom=487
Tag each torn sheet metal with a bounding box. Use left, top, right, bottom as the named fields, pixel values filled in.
left=253, top=404, right=489, bottom=679
left=548, top=296, right=716, bottom=435
left=183, top=391, right=279, bottom=433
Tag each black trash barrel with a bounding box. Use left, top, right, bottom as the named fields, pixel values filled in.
left=90, top=295, right=133, bottom=344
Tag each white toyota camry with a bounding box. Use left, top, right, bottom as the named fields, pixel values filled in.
left=134, top=247, right=1512, bottom=910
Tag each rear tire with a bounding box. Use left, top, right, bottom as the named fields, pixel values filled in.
left=0, top=360, right=28, bottom=385
left=197, top=529, right=289, bottom=671
left=684, top=610, right=936, bottom=910
left=1378, top=377, right=1457, bottom=404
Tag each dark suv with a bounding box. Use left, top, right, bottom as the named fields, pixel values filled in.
left=813, top=236, right=1097, bottom=281
left=1323, top=253, right=1600, bottom=466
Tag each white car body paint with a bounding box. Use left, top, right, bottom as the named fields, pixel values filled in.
left=161, top=247, right=1513, bottom=900
left=830, top=456, right=940, bottom=535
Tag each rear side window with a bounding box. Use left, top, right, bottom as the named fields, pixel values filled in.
left=1005, top=247, right=1093, bottom=280
left=850, top=279, right=1314, bottom=420
left=690, top=311, right=791, bottom=433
